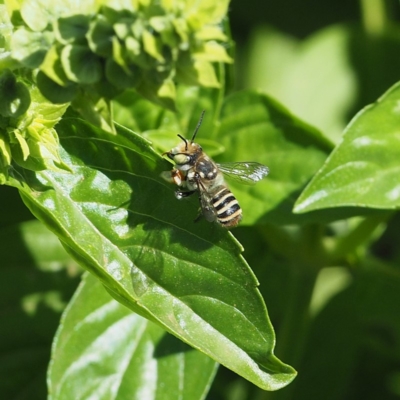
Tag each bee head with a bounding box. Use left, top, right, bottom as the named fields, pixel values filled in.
left=165, top=138, right=202, bottom=170
left=162, top=111, right=205, bottom=170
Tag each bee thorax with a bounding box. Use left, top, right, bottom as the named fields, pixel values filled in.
left=196, top=158, right=218, bottom=180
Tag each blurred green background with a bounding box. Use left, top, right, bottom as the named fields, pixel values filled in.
left=2, top=0, right=400, bottom=399
left=230, top=0, right=400, bottom=144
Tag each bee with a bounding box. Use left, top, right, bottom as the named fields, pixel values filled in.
left=161, top=111, right=269, bottom=228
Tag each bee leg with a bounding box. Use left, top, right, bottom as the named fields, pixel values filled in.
left=175, top=189, right=196, bottom=200
left=161, top=169, right=185, bottom=186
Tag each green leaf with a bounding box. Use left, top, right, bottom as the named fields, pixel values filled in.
left=15, top=116, right=296, bottom=390
left=0, top=4, right=13, bottom=47
left=136, top=77, right=176, bottom=111
left=54, top=14, right=90, bottom=45
left=38, top=65, right=79, bottom=104
left=113, top=83, right=226, bottom=150
left=20, top=0, right=97, bottom=32
left=0, top=219, right=79, bottom=398
left=61, top=44, right=102, bottom=84
left=39, top=45, right=71, bottom=87
left=142, top=29, right=165, bottom=62
left=0, top=133, right=12, bottom=176
left=105, top=58, right=142, bottom=89
left=87, top=16, right=114, bottom=57
left=294, top=82, right=400, bottom=213
left=195, top=26, right=227, bottom=41
left=216, top=90, right=333, bottom=225
left=49, top=272, right=218, bottom=399
left=14, top=131, right=30, bottom=160
left=10, top=86, right=69, bottom=171
left=0, top=70, right=31, bottom=118
left=10, top=28, right=53, bottom=68
left=185, top=0, right=230, bottom=27
left=193, top=41, right=233, bottom=64
left=177, top=56, right=221, bottom=88
left=112, top=90, right=165, bottom=133
left=150, top=15, right=179, bottom=48
left=71, top=95, right=115, bottom=134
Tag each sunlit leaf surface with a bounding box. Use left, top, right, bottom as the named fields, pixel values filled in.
left=49, top=273, right=218, bottom=399
left=295, top=82, right=400, bottom=213
left=15, top=116, right=296, bottom=390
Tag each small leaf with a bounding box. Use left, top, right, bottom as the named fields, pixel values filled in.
left=194, top=60, right=221, bottom=87
left=54, top=14, right=90, bottom=45
left=36, top=71, right=78, bottom=104
left=185, top=0, right=230, bottom=27
left=177, top=56, right=220, bottom=88
left=136, top=77, right=176, bottom=110
left=71, top=95, right=115, bottom=133
left=49, top=272, right=218, bottom=399
left=142, top=29, right=165, bottom=62
left=61, top=44, right=102, bottom=84
left=193, top=41, right=233, bottom=64
left=0, top=4, right=13, bottom=45
left=20, top=0, right=97, bottom=32
left=87, top=16, right=114, bottom=57
left=20, top=0, right=54, bottom=31
left=10, top=28, right=53, bottom=68
left=195, top=26, right=227, bottom=41
left=172, top=18, right=188, bottom=44
left=150, top=15, right=179, bottom=48
left=10, top=86, right=69, bottom=171
left=0, top=133, right=12, bottom=174
left=0, top=70, right=31, bottom=118
left=14, top=131, right=30, bottom=160
left=40, top=45, right=71, bottom=87
left=112, top=90, right=165, bottom=133
left=294, top=82, right=400, bottom=213
left=105, top=58, right=141, bottom=89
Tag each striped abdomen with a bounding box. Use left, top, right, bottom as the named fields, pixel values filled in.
left=211, top=187, right=242, bottom=228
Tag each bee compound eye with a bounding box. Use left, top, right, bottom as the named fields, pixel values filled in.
left=174, top=154, right=190, bottom=165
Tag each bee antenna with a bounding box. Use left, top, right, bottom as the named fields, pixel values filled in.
left=191, top=110, right=205, bottom=142
left=177, top=134, right=188, bottom=151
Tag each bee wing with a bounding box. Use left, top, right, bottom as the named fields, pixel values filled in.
left=217, top=162, right=269, bottom=185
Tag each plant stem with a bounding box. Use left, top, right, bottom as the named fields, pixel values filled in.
left=360, top=0, right=388, bottom=35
